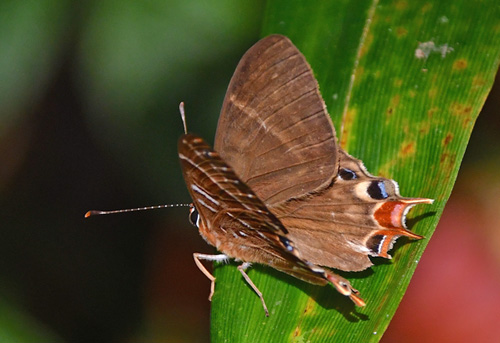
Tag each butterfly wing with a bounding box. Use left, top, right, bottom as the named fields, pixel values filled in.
left=214, top=35, right=431, bottom=272
left=273, top=150, right=432, bottom=271
left=214, top=34, right=338, bottom=204
left=178, top=134, right=365, bottom=305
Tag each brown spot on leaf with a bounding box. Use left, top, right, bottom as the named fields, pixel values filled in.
left=419, top=121, right=430, bottom=134
left=472, top=76, right=487, bottom=88
left=391, top=94, right=401, bottom=107
left=463, top=117, right=472, bottom=128
left=396, top=26, right=408, bottom=37
left=443, top=133, right=453, bottom=146
left=427, top=107, right=439, bottom=118
left=440, top=152, right=457, bottom=169
left=394, top=79, right=403, bottom=87
left=440, top=153, right=448, bottom=163
left=450, top=102, right=472, bottom=116
left=428, top=88, right=438, bottom=98
left=386, top=95, right=400, bottom=120
left=359, top=33, right=374, bottom=59
left=340, top=108, right=356, bottom=148
left=453, top=59, right=468, bottom=70
left=401, top=142, right=415, bottom=156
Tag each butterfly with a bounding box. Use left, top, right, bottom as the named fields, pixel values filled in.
left=178, top=34, right=432, bottom=315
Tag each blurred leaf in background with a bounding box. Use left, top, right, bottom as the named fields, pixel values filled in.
left=78, top=0, right=263, bottom=201
left=0, top=0, right=262, bottom=342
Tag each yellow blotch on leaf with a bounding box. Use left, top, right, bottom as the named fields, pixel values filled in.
left=340, top=108, right=357, bottom=149
left=401, top=141, right=415, bottom=157
left=450, top=102, right=472, bottom=116
left=453, top=59, right=468, bottom=70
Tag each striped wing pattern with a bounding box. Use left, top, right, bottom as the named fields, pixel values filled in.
left=179, top=34, right=430, bottom=309
left=178, top=134, right=365, bottom=306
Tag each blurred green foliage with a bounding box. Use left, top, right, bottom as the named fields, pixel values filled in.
left=0, top=1, right=262, bottom=342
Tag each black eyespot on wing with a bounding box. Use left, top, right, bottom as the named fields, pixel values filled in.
left=188, top=206, right=199, bottom=227
left=366, top=235, right=385, bottom=254
left=339, top=168, right=357, bottom=180
left=367, top=181, right=389, bottom=199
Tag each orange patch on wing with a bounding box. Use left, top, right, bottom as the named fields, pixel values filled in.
left=374, top=201, right=407, bottom=229
left=374, top=199, right=431, bottom=231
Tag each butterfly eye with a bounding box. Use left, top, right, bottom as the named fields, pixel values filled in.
left=188, top=205, right=200, bottom=227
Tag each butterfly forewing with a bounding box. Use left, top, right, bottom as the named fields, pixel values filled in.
left=178, top=134, right=335, bottom=286
left=214, top=34, right=338, bottom=204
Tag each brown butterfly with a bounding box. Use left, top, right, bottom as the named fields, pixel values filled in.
left=178, top=34, right=432, bottom=315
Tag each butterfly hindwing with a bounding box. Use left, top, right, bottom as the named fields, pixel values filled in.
left=273, top=150, right=431, bottom=271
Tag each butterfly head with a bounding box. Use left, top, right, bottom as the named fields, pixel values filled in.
left=188, top=203, right=200, bottom=228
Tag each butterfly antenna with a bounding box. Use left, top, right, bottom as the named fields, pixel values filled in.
left=84, top=203, right=191, bottom=218
left=179, top=102, right=188, bottom=134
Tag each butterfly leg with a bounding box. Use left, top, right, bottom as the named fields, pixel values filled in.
left=238, top=262, right=269, bottom=316
left=193, top=253, right=229, bottom=301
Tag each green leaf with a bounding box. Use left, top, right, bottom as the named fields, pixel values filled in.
left=211, top=1, right=500, bottom=342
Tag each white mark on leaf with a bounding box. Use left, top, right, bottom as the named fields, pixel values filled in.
left=415, top=41, right=454, bottom=60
